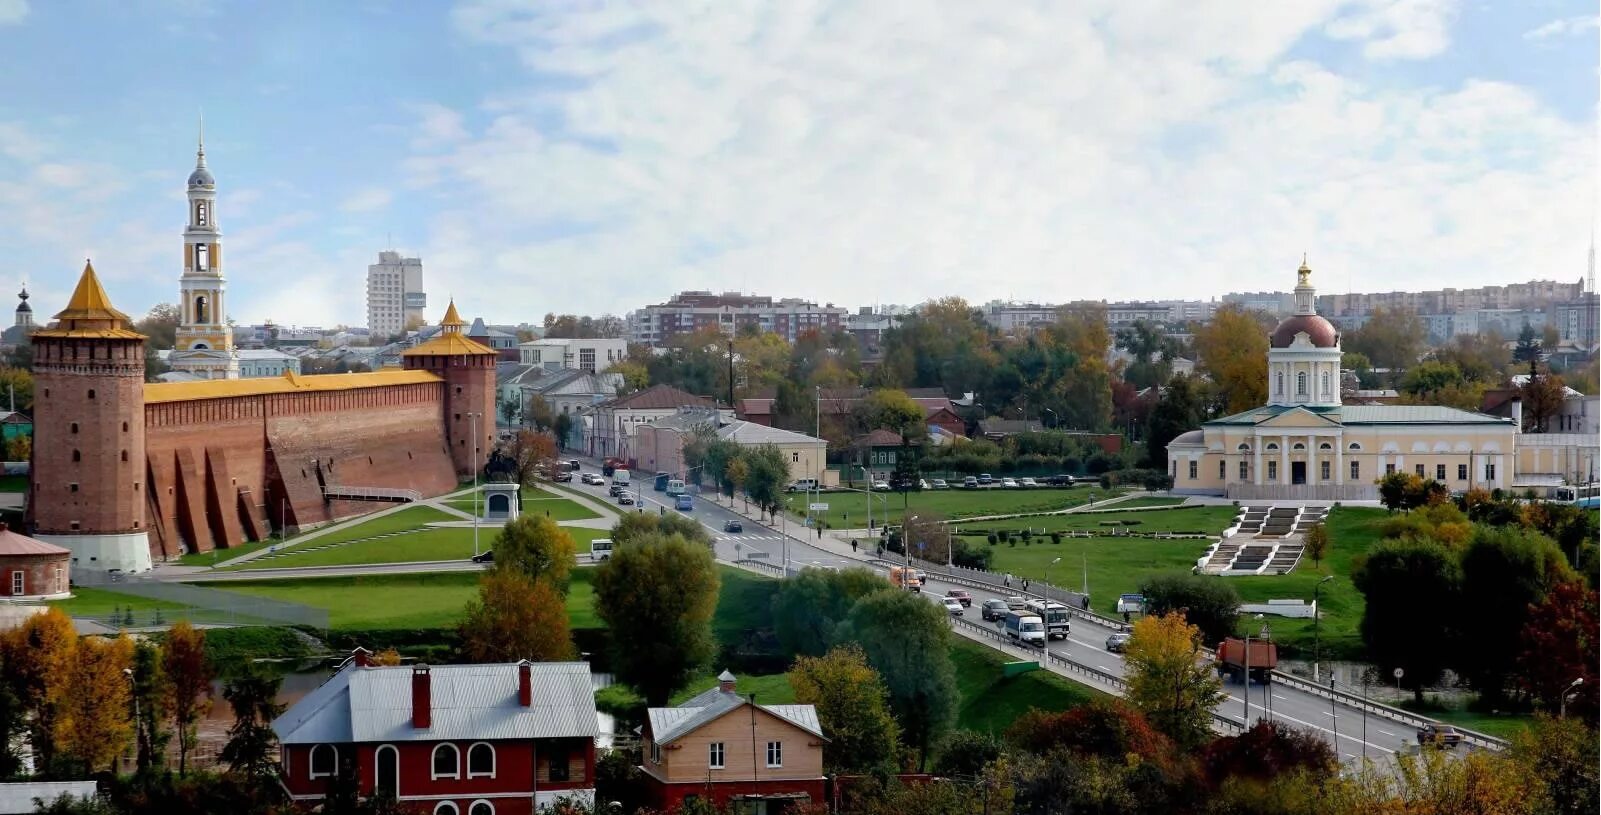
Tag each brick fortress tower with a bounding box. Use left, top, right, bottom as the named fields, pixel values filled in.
left=29, top=262, right=152, bottom=573
left=402, top=300, right=497, bottom=479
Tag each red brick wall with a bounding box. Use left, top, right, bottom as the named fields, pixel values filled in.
left=0, top=552, right=70, bottom=597
left=406, top=352, right=496, bottom=479
left=282, top=739, right=562, bottom=815
left=29, top=336, right=146, bottom=537
left=143, top=382, right=457, bottom=559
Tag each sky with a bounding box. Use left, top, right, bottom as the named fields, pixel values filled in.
left=0, top=0, right=1595, bottom=328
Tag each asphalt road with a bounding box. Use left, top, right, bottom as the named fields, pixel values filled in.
left=560, top=463, right=1430, bottom=766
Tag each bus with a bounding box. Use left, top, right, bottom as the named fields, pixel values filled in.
left=591, top=538, right=614, bottom=561
left=666, top=479, right=686, bottom=496
left=1554, top=483, right=1600, bottom=509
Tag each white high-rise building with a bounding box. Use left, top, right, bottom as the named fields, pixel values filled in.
left=366, top=251, right=426, bottom=338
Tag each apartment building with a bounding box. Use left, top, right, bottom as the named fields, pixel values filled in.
left=366, top=250, right=427, bottom=338
left=627, top=291, right=848, bottom=346
left=519, top=338, right=629, bottom=373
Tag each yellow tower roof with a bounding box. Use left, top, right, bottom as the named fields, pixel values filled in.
left=33, top=260, right=145, bottom=340
left=402, top=299, right=496, bottom=357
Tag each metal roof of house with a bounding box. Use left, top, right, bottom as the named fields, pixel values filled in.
left=646, top=680, right=823, bottom=746
left=274, top=661, right=598, bottom=745
left=1204, top=403, right=1511, bottom=427
left=597, top=384, right=714, bottom=411
left=718, top=420, right=824, bottom=446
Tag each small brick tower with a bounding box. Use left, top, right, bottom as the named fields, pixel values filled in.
left=30, top=261, right=152, bottom=573
left=402, top=300, right=497, bottom=480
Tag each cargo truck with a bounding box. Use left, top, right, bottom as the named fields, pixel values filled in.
left=1215, top=638, right=1278, bottom=684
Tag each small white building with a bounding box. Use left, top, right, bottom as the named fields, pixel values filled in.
left=519, top=338, right=628, bottom=373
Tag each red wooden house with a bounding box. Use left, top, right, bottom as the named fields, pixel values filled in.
left=274, top=654, right=598, bottom=815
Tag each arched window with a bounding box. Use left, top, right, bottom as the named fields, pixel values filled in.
left=1319, top=442, right=1332, bottom=451
left=1275, top=371, right=1284, bottom=395
left=1348, top=442, right=1362, bottom=451
left=195, top=295, right=209, bottom=324
left=432, top=743, right=460, bottom=779
left=1266, top=443, right=1279, bottom=451
left=434, top=804, right=460, bottom=815
left=1236, top=444, right=1250, bottom=452
left=375, top=745, right=399, bottom=798
left=467, top=743, right=495, bottom=778
left=1296, top=372, right=1307, bottom=396
left=470, top=802, right=494, bottom=815
left=309, top=744, right=338, bottom=779
left=1292, top=443, right=1305, bottom=451
left=195, top=201, right=208, bottom=226
left=1320, top=371, right=1331, bottom=395
left=195, top=244, right=210, bottom=272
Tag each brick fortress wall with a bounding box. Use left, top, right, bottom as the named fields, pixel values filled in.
left=144, top=380, right=457, bottom=560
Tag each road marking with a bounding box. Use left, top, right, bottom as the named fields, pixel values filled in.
left=1272, top=694, right=1289, bottom=700
left=1220, top=694, right=1396, bottom=754
left=1376, top=728, right=1397, bottom=737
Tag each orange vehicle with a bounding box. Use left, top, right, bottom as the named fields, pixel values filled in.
left=890, top=566, right=922, bottom=592
left=1216, top=638, right=1278, bottom=684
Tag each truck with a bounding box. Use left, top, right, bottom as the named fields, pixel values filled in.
left=603, top=457, right=626, bottom=477
left=1215, top=638, right=1278, bottom=684
left=654, top=473, right=670, bottom=492
left=1024, top=599, right=1071, bottom=640
left=889, top=566, right=922, bottom=592
left=1003, top=611, right=1047, bottom=648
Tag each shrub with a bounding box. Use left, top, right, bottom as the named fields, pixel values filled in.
left=1051, top=531, right=1062, bottom=545
left=987, top=532, right=998, bottom=546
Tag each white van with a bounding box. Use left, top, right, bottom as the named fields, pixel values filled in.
left=1003, top=611, right=1047, bottom=648
left=591, top=538, right=613, bottom=561
left=786, top=479, right=818, bottom=493
left=612, top=469, right=631, bottom=487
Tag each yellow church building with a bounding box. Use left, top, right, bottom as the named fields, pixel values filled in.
left=1169, top=261, right=1596, bottom=501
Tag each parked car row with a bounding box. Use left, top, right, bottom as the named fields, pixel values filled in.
left=959, top=474, right=1082, bottom=489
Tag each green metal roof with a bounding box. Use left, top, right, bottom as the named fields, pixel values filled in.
left=1205, top=403, right=1511, bottom=427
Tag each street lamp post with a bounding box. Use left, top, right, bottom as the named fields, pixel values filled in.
left=906, top=516, right=919, bottom=589
left=468, top=412, right=483, bottom=557
left=1045, top=557, right=1061, bottom=593
left=1560, top=677, right=1585, bottom=718
left=1313, top=575, right=1335, bottom=682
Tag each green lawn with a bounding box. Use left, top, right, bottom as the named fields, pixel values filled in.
left=973, top=505, right=1239, bottom=534
left=1106, top=496, right=1189, bottom=509
left=231, top=524, right=609, bottom=571
left=292, top=505, right=460, bottom=549
left=1404, top=704, right=1532, bottom=741
left=205, top=572, right=483, bottom=630
left=446, top=490, right=602, bottom=522
left=983, top=534, right=1204, bottom=608
left=672, top=672, right=797, bottom=705
left=175, top=537, right=281, bottom=567
left=786, top=486, right=1125, bottom=528
left=0, top=474, right=27, bottom=493
left=949, top=637, right=1105, bottom=733
left=49, top=586, right=189, bottom=618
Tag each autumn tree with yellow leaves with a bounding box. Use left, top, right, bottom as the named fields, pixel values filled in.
left=53, top=634, right=135, bottom=773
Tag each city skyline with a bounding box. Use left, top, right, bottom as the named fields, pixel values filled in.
left=0, top=1, right=1595, bottom=327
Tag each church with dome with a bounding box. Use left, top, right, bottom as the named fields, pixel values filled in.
left=1168, top=260, right=1594, bottom=501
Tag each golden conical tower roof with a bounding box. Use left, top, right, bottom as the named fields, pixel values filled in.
left=401, top=298, right=495, bottom=357
left=440, top=299, right=465, bottom=330
left=33, top=260, right=144, bottom=339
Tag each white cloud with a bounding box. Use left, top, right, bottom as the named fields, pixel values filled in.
left=1324, top=0, right=1458, bottom=60
left=407, top=102, right=469, bottom=150
left=339, top=187, right=393, bottom=213
left=400, top=1, right=1591, bottom=320
left=0, top=0, right=28, bottom=26
left=1523, top=15, right=1599, bottom=41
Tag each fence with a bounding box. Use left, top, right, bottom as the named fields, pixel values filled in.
left=870, top=554, right=1133, bottom=632
left=73, top=572, right=329, bottom=630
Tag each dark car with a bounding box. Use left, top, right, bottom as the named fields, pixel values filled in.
left=471, top=550, right=494, bottom=563
left=617, top=493, right=635, bottom=506
left=609, top=484, right=624, bottom=497
left=980, top=598, right=1009, bottom=621
left=723, top=519, right=743, bottom=533
left=1417, top=724, right=1464, bottom=749
left=567, top=459, right=581, bottom=471
left=553, top=471, right=573, bottom=482
left=1105, top=633, right=1130, bottom=653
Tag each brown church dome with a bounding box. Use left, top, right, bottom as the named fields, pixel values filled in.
left=1270, top=314, right=1339, bottom=348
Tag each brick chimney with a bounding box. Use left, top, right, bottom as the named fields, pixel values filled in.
left=518, top=661, right=532, bottom=707
left=351, top=647, right=373, bottom=668
left=717, top=669, right=736, bottom=694
left=411, top=665, right=432, bottom=729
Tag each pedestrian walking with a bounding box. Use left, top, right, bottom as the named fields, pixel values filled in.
left=1004, top=573, right=1012, bottom=588
left=851, top=540, right=858, bottom=553
left=1123, top=611, right=1131, bottom=624
left=1023, top=578, right=1030, bottom=592
left=1081, top=595, right=1090, bottom=610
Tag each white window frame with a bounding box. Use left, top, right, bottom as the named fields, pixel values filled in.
left=467, top=742, right=496, bottom=779
left=10, top=571, right=21, bottom=596
left=766, top=740, right=782, bottom=768
left=308, top=743, right=338, bottom=780
left=650, top=740, right=662, bottom=764
left=468, top=801, right=495, bottom=815
left=1296, top=372, right=1307, bottom=396
left=374, top=744, right=400, bottom=797
left=434, top=804, right=460, bottom=815
left=432, top=743, right=461, bottom=780
left=708, top=741, right=725, bottom=769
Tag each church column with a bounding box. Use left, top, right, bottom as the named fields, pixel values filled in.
left=1307, top=435, right=1317, bottom=484
left=1280, top=434, right=1289, bottom=484
left=1254, top=437, right=1263, bottom=486
left=1335, top=439, right=1344, bottom=485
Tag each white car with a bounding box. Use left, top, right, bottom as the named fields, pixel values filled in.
left=931, top=479, right=949, bottom=489
left=1001, top=478, right=1020, bottom=488
left=942, top=597, right=964, bottom=616
left=1018, top=477, right=1038, bottom=487
left=871, top=480, right=892, bottom=491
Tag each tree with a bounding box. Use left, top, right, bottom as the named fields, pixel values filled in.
left=771, top=567, right=889, bottom=657
left=1508, top=716, right=1600, bottom=815
left=1123, top=612, right=1224, bottom=750
left=608, top=360, right=649, bottom=395
left=503, top=430, right=557, bottom=486
left=499, top=396, right=520, bottom=427
left=679, top=422, right=718, bottom=485
left=1352, top=538, right=1461, bottom=702
left=609, top=512, right=711, bottom=548
left=1457, top=525, right=1573, bottom=700
left=130, top=640, right=171, bottom=773
left=134, top=303, right=180, bottom=350
left=593, top=532, right=720, bottom=705
left=1144, top=374, right=1203, bottom=469
left=1513, top=322, right=1544, bottom=373
left=739, top=445, right=790, bottom=520
left=1345, top=307, right=1425, bottom=376
left=1, top=607, right=77, bottom=774
left=0, top=367, right=32, bottom=412
left=1514, top=582, right=1597, bottom=722
left=54, top=634, right=135, bottom=774
left=523, top=394, right=556, bottom=431
left=863, top=389, right=925, bottom=444
left=219, top=671, right=284, bottom=778
left=900, top=513, right=951, bottom=564
left=459, top=571, right=575, bottom=663
left=1137, top=573, right=1240, bottom=646
left=5, top=434, right=30, bottom=462
left=1519, top=369, right=1567, bottom=433
left=490, top=515, right=576, bottom=593
left=833, top=590, right=958, bottom=771
left=552, top=413, right=574, bottom=450
left=1200, top=721, right=1337, bottom=789
left=788, top=645, right=902, bottom=773
left=163, top=620, right=213, bottom=776
left=1192, top=304, right=1270, bottom=414
left=1303, top=523, right=1330, bottom=568
left=724, top=457, right=749, bottom=505
left=1006, top=698, right=1173, bottom=766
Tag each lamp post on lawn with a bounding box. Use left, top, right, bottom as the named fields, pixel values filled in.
left=1045, top=557, right=1061, bottom=593
left=1560, top=677, right=1585, bottom=718
left=1313, top=575, right=1335, bottom=682
left=468, top=411, right=483, bottom=557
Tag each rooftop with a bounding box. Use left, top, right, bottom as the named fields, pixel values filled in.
left=718, top=419, right=824, bottom=446
left=646, top=673, right=822, bottom=746
left=33, top=261, right=144, bottom=340
left=0, top=524, right=69, bottom=558
left=599, top=384, right=715, bottom=411
left=144, top=369, right=441, bottom=404
left=1206, top=403, right=1514, bottom=427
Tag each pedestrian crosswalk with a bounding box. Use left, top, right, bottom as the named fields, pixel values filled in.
left=716, top=534, right=786, bottom=542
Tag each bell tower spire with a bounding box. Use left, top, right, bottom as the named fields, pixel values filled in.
left=169, top=122, right=238, bottom=380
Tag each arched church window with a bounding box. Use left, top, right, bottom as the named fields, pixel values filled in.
left=195, top=296, right=209, bottom=324
left=195, top=244, right=209, bottom=272
left=196, top=201, right=208, bottom=227
left=1321, top=371, right=1331, bottom=396
left=1296, top=372, right=1307, bottom=396
left=1275, top=372, right=1284, bottom=395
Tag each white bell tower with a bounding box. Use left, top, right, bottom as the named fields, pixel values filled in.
left=169, top=121, right=239, bottom=380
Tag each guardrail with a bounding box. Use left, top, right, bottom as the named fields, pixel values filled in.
left=873, top=555, right=1134, bottom=633
left=322, top=485, right=422, bottom=502
left=1264, top=670, right=1509, bottom=752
